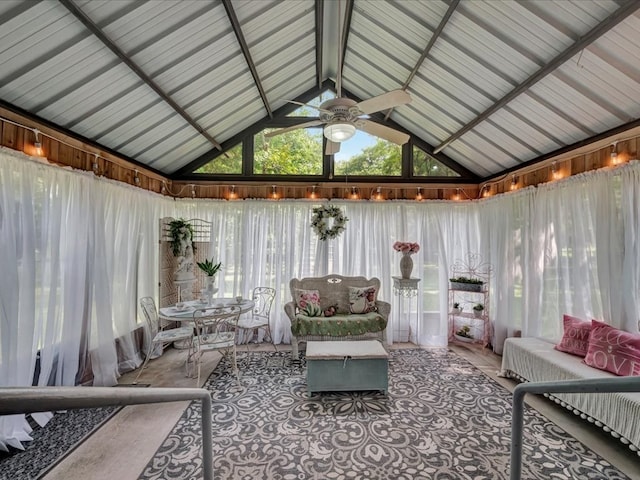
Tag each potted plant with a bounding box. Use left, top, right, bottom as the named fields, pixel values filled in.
left=455, top=325, right=474, bottom=342
left=168, top=219, right=195, bottom=257
left=449, top=276, right=484, bottom=292
left=197, top=258, right=222, bottom=277
left=473, top=303, right=484, bottom=318
left=452, top=302, right=462, bottom=314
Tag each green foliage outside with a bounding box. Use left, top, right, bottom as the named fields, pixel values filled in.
left=195, top=143, right=242, bottom=174
left=254, top=129, right=323, bottom=175
left=335, top=139, right=402, bottom=176
left=413, top=146, right=459, bottom=177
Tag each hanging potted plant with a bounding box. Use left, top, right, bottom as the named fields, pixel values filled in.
left=169, top=219, right=196, bottom=282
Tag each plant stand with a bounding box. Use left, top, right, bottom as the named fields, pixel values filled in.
left=448, top=254, right=492, bottom=347
left=392, top=276, right=420, bottom=343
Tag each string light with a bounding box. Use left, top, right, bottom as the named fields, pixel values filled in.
left=309, top=185, right=317, bottom=199
left=373, top=186, right=383, bottom=201
left=350, top=186, right=359, bottom=200
left=551, top=161, right=561, bottom=180
left=229, top=184, right=237, bottom=200
left=271, top=185, right=278, bottom=199
left=415, top=187, right=423, bottom=201
left=481, top=185, right=490, bottom=197
left=161, top=182, right=167, bottom=194
left=510, top=174, right=518, bottom=190
left=133, top=169, right=140, bottom=185
left=611, top=142, right=620, bottom=165
left=92, top=153, right=100, bottom=175
left=191, top=184, right=196, bottom=198
left=33, top=129, right=43, bottom=156
left=452, top=188, right=461, bottom=201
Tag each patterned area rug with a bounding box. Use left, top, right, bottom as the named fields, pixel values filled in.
left=0, top=406, right=119, bottom=480
left=139, top=349, right=630, bottom=480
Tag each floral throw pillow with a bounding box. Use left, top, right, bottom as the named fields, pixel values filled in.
left=294, top=289, right=322, bottom=317
left=349, top=286, right=377, bottom=314
left=555, top=314, right=592, bottom=357
left=584, top=320, right=640, bottom=376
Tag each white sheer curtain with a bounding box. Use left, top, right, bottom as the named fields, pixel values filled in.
left=3, top=144, right=640, bottom=451
left=0, top=148, right=173, bottom=450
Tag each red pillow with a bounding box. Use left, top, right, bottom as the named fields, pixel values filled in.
left=584, top=320, right=640, bottom=376
left=555, top=314, right=592, bottom=357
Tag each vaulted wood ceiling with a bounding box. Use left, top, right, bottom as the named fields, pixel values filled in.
left=1, top=0, right=639, bottom=182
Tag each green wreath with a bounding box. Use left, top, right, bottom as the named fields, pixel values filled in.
left=311, top=205, right=349, bottom=241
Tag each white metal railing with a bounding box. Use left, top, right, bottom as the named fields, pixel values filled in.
left=510, top=377, right=640, bottom=479
left=0, top=386, right=213, bottom=480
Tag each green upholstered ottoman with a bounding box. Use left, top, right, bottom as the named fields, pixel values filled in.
left=306, top=340, right=388, bottom=394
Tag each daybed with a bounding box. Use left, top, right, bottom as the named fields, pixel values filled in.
left=500, top=336, right=640, bottom=455
left=284, top=274, right=390, bottom=358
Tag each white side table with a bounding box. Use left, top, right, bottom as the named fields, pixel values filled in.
left=392, top=276, right=420, bottom=342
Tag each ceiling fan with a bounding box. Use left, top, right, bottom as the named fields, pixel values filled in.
left=265, top=2, right=412, bottom=155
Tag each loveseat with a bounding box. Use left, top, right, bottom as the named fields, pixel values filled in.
left=499, top=336, right=640, bottom=455
left=284, top=274, right=390, bottom=358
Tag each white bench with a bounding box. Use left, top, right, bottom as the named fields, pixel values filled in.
left=500, top=337, right=640, bottom=455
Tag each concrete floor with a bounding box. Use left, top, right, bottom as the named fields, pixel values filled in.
left=42, top=342, right=640, bottom=480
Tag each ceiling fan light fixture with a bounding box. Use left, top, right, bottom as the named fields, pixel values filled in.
left=324, top=122, right=356, bottom=143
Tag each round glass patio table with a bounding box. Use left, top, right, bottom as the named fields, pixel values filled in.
left=159, top=298, right=255, bottom=349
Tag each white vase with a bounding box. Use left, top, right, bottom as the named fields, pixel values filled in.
left=205, top=276, right=216, bottom=293
left=399, top=253, right=413, bottom=279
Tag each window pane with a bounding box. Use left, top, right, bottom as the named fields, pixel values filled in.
left=195, top=143, right=242, bottom=174
left=287, top=90, right=334, bottom=117
left=413, top=146, right=459, bottom=177
left=334, top=131, right=401, bottom=176
left=254, top=129, right=323, bottom=175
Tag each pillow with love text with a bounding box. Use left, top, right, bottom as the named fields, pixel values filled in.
left=584, top=320, right=640, bottom=376
left=554, top=314, right=591, bottom=357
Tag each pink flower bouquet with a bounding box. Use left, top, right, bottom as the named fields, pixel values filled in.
left=393, top=241, right=420, bottom=255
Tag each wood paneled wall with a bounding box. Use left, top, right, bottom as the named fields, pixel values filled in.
left=2, top=108, right=638, bottom=202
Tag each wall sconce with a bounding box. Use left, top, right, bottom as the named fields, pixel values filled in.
left=415, top=187, right=423, bottom=201
left=33, top=129, right=43, bottom=156
left=611, top=142, right=620, bottom=165
left=228, top=185, right=238, bottom=200
left=133, top=169, right=140, bottom=185
left=510, top=174, right=518, bottom=190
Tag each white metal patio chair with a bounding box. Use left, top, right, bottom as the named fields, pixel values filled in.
left=192, top=305, right=241, bottom=385
left=133, top=297, right=195, bottom=384
left=236, top=287, right=277, bottom=353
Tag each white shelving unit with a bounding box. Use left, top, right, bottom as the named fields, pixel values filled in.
left=448, top=255, right=492, bottom=347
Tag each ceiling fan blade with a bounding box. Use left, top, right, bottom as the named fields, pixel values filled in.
left=358, top=120, right=410, bottom=145
left=264, top=120, right=323, bottom=138
left=325, top=140, right=341, bottom=155
left=355, top=90, right=412, bottom=115
left=286, top=100, right=333, bottom=115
